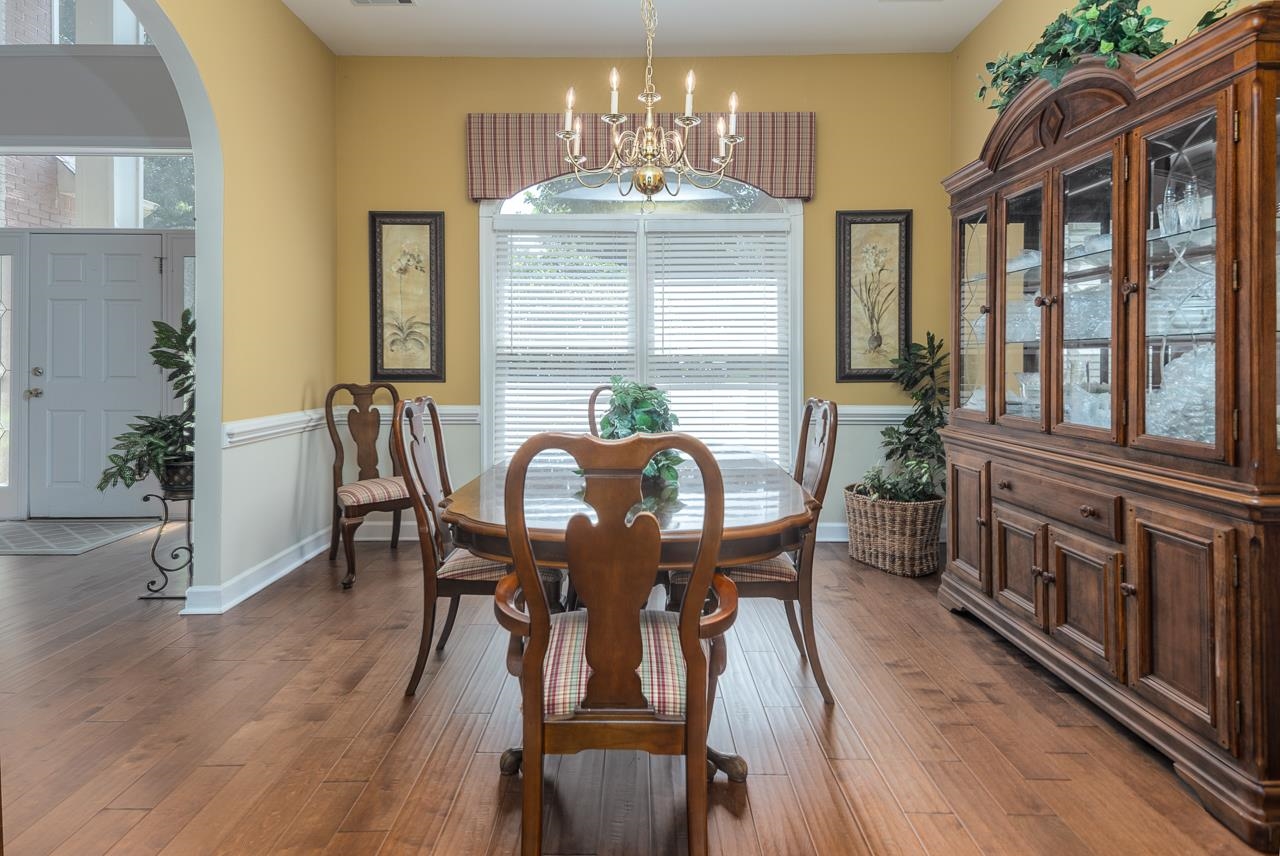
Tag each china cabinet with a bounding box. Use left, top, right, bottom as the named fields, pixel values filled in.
left=941, top=5, right=1280, bottom=848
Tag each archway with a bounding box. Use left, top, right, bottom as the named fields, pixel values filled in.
left=120, top=0, right=223, bottom=593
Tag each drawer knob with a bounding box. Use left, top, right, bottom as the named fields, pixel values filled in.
left=1079, top=505, right=1098, bottom=519
left=1041, top=571, right=1057, bottom=584
left=1120, top=582, right=1137, bottom=597
left=997, top=479, right=1012, bottom=490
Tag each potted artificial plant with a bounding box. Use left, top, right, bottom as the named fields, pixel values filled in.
left=596, top=376, right=683, bottom=505
left=845, top=332, right=948, bottom=577
left=98, top=309, right=196, bottom=495
left=977, top=0, right=1235, bottom=113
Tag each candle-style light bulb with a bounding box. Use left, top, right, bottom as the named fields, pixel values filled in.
left=684, top=70, right=695, bottom=117
left=573, top=117, right=582, bottom=157
left=609, top=68, right=620, bottom=114
left=717, top=117, right=727, bottom=157
left=564, top=87, right=575, bottom=131
left=728, top=91, right=738, bottom=135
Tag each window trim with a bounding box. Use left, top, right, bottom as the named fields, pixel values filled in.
left=479, top=196, right=804, bottom=466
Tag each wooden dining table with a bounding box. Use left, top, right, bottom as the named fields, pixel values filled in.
left=439, top=446, right=818, bottom=782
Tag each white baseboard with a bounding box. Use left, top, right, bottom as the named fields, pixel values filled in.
left=816, top=521, right=848, bottom=543
left=182, top=528, right=329, bottom=615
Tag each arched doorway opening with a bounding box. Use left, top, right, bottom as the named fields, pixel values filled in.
left=119, top=0, right=223, bottom=593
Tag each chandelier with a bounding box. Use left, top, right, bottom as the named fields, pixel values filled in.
left=556, top=0, right=744, bottom=205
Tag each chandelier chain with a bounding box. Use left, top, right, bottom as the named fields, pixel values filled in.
left=642, top=0, right=656, bottom=95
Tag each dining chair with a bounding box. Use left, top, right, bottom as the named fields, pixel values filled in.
left=672, top=398, right=838, bottom=703
left=393, top=397, right=561, bottom=695
left=495, top=432, right=737, bottom=856
left=325, top=382, right=413, bottom=590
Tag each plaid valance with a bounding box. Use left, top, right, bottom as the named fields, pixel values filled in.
left=466, top=111, right=816, bottom=201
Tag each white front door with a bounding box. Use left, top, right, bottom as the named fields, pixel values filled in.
left=28, top=234, right=165, bottom=517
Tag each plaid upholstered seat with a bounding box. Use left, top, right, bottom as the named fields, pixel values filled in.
left=336, top=476, right=409, bottom=508
left=670, top=553, right=798, bottom=586
left=543, top=610, right=691, bottom=721
left=437, top=549, right=561, bottom=585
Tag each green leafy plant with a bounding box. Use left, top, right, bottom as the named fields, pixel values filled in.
left=859, top=461, right=940, bottom=504
left=977, top=1, right=1235, bottom=113
left=855, top=332, right=949, bottom=503
left=98, top=310, right=196, bottom=491
left=598, top=376, right=682, bottom=487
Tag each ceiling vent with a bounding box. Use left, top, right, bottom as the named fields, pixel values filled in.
left=351, top=0, right=415, bottom=5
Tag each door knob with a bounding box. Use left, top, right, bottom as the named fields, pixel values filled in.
left=31, top=366, right=43, bottom=377
left=1041, top=571, right=1056, bottom=584
left=1120, top=582, right=1137, bottom=597
left=23, top=388, right=43, bottom=399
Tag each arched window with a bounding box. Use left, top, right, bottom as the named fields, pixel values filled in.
left=481, top=177, right=803, bottom=465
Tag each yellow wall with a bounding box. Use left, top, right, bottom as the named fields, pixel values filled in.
left=951, top=0, right=1264, bottom=170
left=334, top=54, right=953, bottom=406
left=155, top=0, right=337, bottom=421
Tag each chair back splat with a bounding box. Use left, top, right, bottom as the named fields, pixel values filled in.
left=394, top=396, right=453, bottom=571
left=794, top=398, right=838, bottom=505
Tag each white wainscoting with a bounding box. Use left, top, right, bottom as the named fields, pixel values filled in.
left=190, top=403, right=907, bottom=614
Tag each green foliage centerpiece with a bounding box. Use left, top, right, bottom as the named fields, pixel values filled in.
left=597, top=376, right=683, bottom=497
left=845, top=333, right=950, bottom=577
left=98, top=309, right=196, bottom=494
left=977, top=1, right=1235, bottom=113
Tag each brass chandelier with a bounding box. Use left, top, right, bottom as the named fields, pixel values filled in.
left=556, top=0, right=744, bottom=205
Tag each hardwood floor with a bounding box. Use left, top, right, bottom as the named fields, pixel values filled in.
left=0, top=533, right=1257, bottom=855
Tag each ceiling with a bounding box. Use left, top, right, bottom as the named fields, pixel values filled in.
left=281, top=0, right=1003, bottom=57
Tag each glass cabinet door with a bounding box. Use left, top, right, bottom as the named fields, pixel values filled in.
left=958, top=210, right=990, bottom=417
left=1139, top=109, right=1220, bottom=449
left=1059, top=155, right=1117, bottom=434
left=1001, top=185, right=1046, bottom=426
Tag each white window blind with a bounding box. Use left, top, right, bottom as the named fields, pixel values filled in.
left=647, top=229, right=792, bottom=462
left=492, top=229, right=638, bottom=461
left=489, top=215, right=797, bottom=465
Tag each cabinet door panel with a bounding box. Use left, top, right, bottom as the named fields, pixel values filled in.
left=947, top=451, right=989, bottom=594
left=1047, top=528, right=1121, bottom=679
left=992, top=504, right=1046, bottom=629
left=1130, top=91, right=1234, bottom=462
left=1127, top=505, right=1235, bottom=749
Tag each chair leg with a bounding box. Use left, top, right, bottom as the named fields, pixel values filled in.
left=686, top=731, right=710, bottom=856
left=328, top=504, right=342, bottom=560
left=339, top=515, right=364, bottom=590
left=406, top=588, right=439, bottom=695
left=799, top=583, right=833, bottom=704
left=390, top=508, right=403, bottom=549
left=783, top=600, right=807, bottom=661
left=521, top=744, right=544, bottom=856
left=435, top=596, right=461, bottom=652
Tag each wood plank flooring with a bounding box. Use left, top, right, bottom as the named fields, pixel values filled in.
left=0, top=532, right=1257, bottom=854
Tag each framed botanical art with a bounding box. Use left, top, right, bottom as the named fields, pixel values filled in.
left=836, top=209, right=911, bottom=381
left=370, top=211, right=445, bottom=381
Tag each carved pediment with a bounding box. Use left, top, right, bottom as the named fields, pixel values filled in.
left=981, top=57, right=1139, bottom=173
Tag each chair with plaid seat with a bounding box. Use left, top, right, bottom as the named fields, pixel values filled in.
left=325, top=382, right=413, bottom=590
left=495, top=432, right=736, bottom=856
left=671, top=398, right=838, bottom=704
left=393, top=397, right=562, bottom=696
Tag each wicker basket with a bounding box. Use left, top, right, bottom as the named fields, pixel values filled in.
left=844, top=484, right=945, bottom=577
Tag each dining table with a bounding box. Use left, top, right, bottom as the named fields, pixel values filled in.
left=439, top=446, right=819, bottom=782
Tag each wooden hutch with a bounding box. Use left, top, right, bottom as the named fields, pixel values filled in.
left=940, top=4, right=1280, bottom=848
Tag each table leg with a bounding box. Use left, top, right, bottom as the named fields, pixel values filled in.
left=707, top=746, right=748, bottom=783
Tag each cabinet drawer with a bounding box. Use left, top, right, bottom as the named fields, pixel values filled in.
left=990, top=464, right=1122, bottom=541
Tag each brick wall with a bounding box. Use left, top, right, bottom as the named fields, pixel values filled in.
left=3, top=0, right=52, bottom=45
left=1, top=157, right=75, bottom=228
left=0, top=1, right=75, bottom=228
